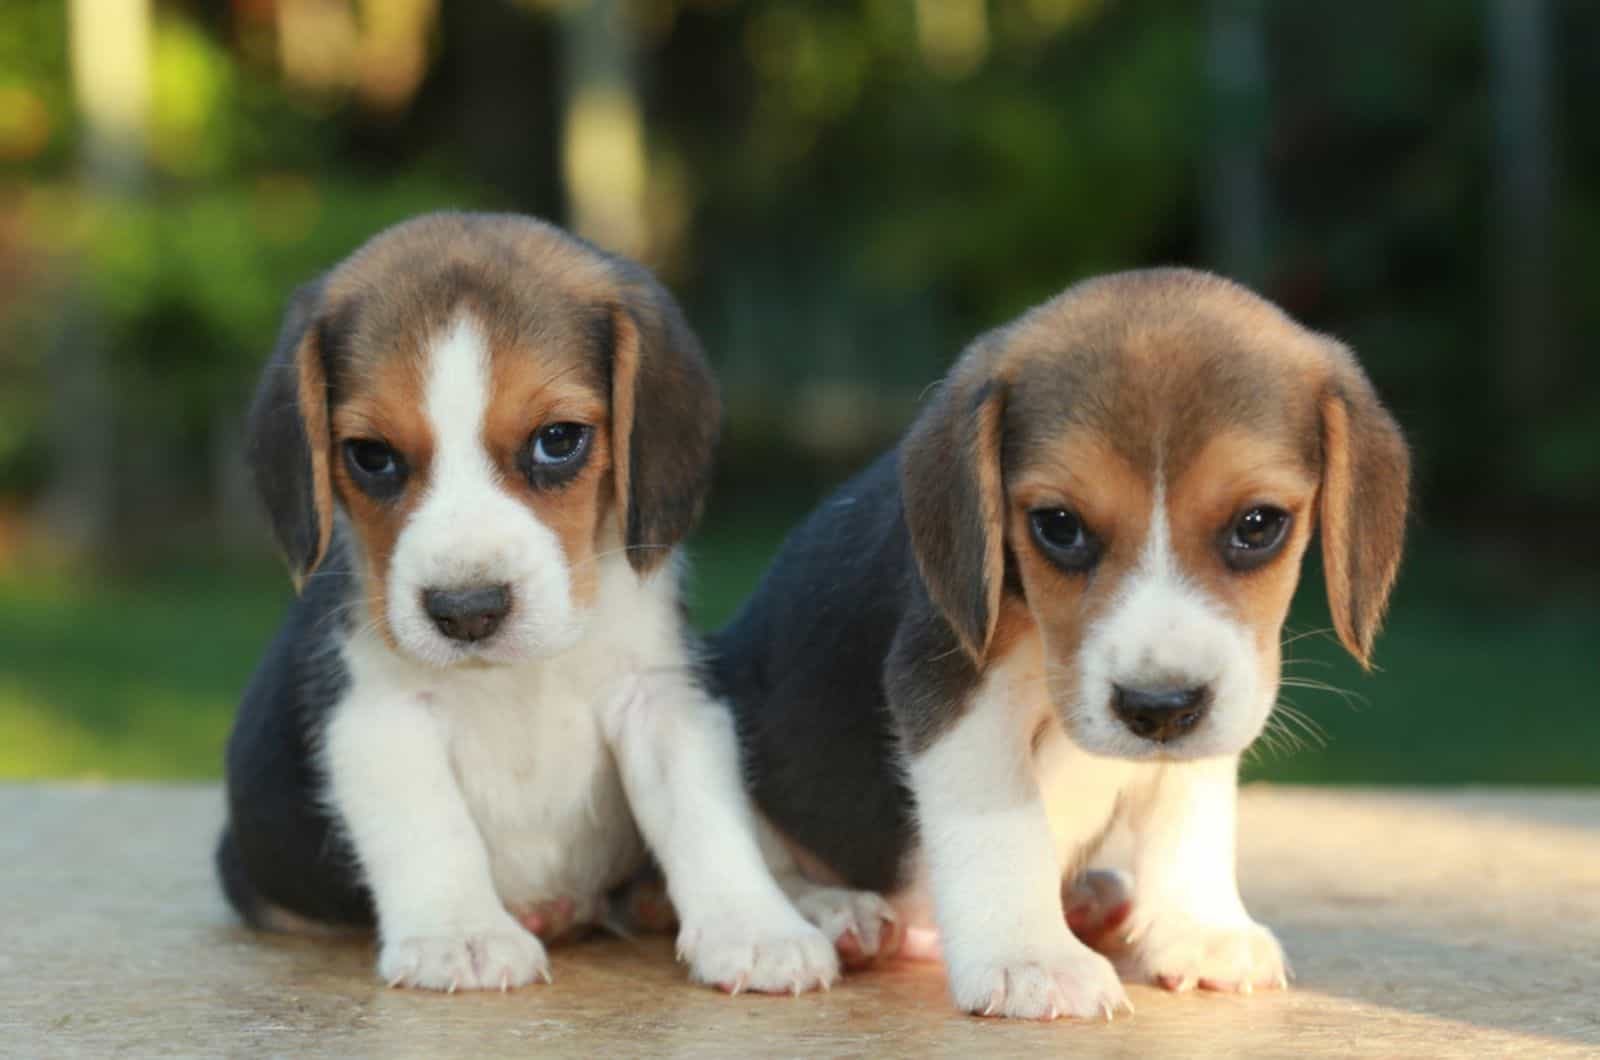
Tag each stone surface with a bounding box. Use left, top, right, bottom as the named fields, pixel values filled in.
left=4, top=784, right=1598, bottom=1057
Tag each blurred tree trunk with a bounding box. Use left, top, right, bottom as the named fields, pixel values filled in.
left=212, top=407, right=260, bottom=560
left=1205, top=0, right=1269, bottom=288
left=41, top=0, right=150, bottom=556
left=559, top=0, right=648, bottom=259
left=446, top=0, right=561, bottom=209
left=1487, top=0, right=1555, bottom=415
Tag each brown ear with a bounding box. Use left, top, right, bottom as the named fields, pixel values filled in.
left=1318, top=352, right=1411, bottom=667
left=608, top=272, right=720, bottom=574
left=247, top=279, right=335, bottom=590
left=899, top=348, right=1008, bottom=663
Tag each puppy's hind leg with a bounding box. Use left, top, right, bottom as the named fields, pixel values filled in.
left=604, top=867, right=680, bottom=936
left=752, top=817, right=903, bottom=968
left=1063, top=869, right=1134, bottom=955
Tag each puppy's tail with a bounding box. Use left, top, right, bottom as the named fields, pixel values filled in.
left=215, top=825, right=270, bottom=929
left=216, top=826, right=364, bottom=937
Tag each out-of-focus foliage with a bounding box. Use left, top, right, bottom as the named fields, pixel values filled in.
left=646, top=0, right=1600, bottom=536
left=3, top=0, right=1598, bottom=547
left=0, top=0, right=1595, bottom=781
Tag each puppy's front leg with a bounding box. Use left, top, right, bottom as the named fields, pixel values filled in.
left=323, top=692, right=549, bottom=991
left=602, top=676, right=839, bottom=994
left=909, top=694, right=1129, bottom=1020
left=1123, top=756, right=1287, bottom=993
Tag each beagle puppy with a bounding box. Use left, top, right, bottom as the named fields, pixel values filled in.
left=217, top=212, right=846, bottom=994
left=712, top=269, right=1410, bottom=1019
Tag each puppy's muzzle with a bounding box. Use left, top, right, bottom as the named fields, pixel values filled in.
left=1111, top=683, right=1212, bottom=743
left=423, top=584, right=513, bottom=643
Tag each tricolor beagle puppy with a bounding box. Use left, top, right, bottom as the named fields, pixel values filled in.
left=217, top=212, right=847, bottom=994
left=712, top=268, right=1410, bottom=1019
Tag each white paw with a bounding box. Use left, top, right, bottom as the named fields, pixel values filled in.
left=378, top=920, right=551, bottom=992
left=678, top=903, right=840, bottom=995
left=947, top=938, right=1130, bottom=1021
left=792, top=886, right=900, bottom=965
left=1131, top=915, right=1288, bottom=994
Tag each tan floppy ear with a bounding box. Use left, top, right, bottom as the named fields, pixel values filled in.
left=1318, top=350, right=1411, bottom=668
left=247, top=278, right=335, bottom=591
left=608, top=271, right=721, bottom=575
left=900, top=347, right=1008, bottom=663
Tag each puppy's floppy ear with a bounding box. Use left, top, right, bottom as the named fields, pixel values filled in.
left=247, top=278, right=335, bottom=591
left=1318, top=345, right=1411, bottom=668
left=900, top=346, right=1007, bottom=663
left=607, top=270, right=720, bottom=575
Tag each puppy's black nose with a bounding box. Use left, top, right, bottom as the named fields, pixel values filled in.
left=423, top=584, right=512, bottom=643
left=1112, top=684, right=1211, bottom=743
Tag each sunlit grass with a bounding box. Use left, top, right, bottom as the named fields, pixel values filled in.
left=0, top=685, right=232, bottom=779
left=0, top=566, right=283, bottom=779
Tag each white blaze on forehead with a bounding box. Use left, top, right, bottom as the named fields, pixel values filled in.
left=1109, top=482, right=1218, bottom=688
left=1070, top=472, right=1267, bottom=759
left=384, top=310, right=580, bottom=665
left=1141, top=481, right=1178, bottom=582
left=424, top=313, right=497, bottom=497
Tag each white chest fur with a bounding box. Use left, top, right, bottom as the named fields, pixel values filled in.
left=898, top=635, right=1152, bottom=923
left=326, top=555, right=693, bottom=916
left=428, top=652, right=644, bottom=908
left=1033, top=721, right=1143, bottom=873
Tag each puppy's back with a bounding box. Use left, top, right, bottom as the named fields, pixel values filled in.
left=709, top=453, right=919, bottom=893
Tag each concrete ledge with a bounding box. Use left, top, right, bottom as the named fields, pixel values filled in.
left=5, top=784, right=1598, bottom=1057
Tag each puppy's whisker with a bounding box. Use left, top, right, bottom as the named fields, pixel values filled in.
left=1269, top=699, right=1327, bottom=750
left=1277, top=676, right=1369, bottom=711
left=1279, top=626, right=1337, bottom=649
left=311, top=596, right=377, bottom=637
left=1247, top=726, right=1285, bottom=762
left=1251, top=702, right=1316, bottom=761
left=566, top=543, right=674, bottom=571
left=338, top=613, right=389, bottom=645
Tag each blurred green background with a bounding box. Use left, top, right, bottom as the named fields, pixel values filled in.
left=0, top=0, right=1594, bottom=782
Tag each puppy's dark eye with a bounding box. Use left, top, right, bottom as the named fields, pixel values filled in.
left=1223, top=506, right=1291, bottom=570
left=520, top=422, right=594, bottom=488
left=531, top=423, right=591, bottom=465
left=1029, top=508, right=1100, bottom=572
left=342, top=439, right=408, bottom=500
